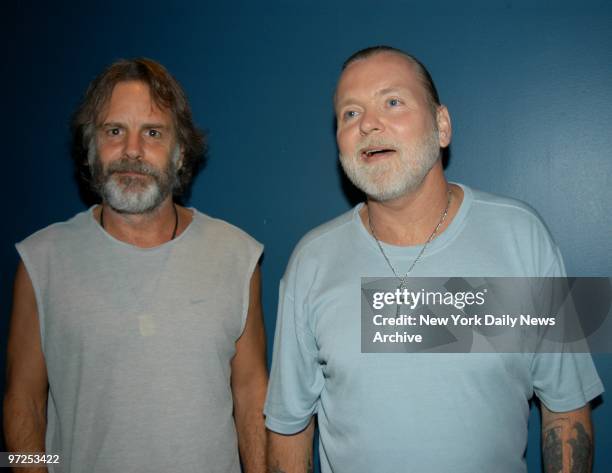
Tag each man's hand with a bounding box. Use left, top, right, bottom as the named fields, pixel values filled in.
left=542, top=403, right=593, bottom=473
left=3, top=261, right=49, bottom=473
left=267, top=418, right=315, bottom=473
left=231, top=265, right=268, bottom=473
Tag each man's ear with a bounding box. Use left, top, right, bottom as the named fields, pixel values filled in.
left=436, top=105, right=452, bottom=148
left=176, top=145, right=185, bottom=170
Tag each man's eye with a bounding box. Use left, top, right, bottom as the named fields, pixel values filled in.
left=388, top=98, right=401, bottom=107
left=147, top=129, right=161, bottom=138
left=343, top=110, right=358, bottom=120
left=106, top=128, right=121, bottom=136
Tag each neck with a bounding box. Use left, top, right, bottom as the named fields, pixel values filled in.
left=362, top=163, right=463, bottom=245
left=97, top=198, right=184, bottom=248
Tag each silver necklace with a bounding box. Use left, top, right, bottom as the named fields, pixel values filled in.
left=368, top=189, right=452, bottom=290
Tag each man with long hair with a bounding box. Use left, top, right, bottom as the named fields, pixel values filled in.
left=4, top=59, right=267, bottom=473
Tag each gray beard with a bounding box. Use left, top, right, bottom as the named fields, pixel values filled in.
left=339, top=128, right=440, bottom=202
left=91, top=150, right=179, bottom=214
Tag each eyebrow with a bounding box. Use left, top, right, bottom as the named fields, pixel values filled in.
left=335, top=86, right=409, bottom=109
left=99, top=122, right=170, bottom=129
left=141, top=123, right=169, bottom=129
left=376, top=87, right=403, bottom=96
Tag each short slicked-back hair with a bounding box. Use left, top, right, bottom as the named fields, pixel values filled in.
left=72, top=58, right=205, bottom=196
left=341, top=45, right=441, bottom=114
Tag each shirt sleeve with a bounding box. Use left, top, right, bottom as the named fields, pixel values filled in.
left=264, top=271, right=324, bottom=434
left=530, top=243, right=604, bottom=411
left=532, top=352, right=604, bottom=412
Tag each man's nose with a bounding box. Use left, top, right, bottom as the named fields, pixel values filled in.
left=123, top=131, right=144, bottom=160
left=359, top=109, right=385, bottom=136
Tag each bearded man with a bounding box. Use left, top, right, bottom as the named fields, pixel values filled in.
left=4, top=59, right=267, bottom=473
left=265, top=46, right=603, bottom=473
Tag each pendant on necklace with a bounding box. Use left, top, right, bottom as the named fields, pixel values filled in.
left=395, top=299, right=403, bottom=318
left=396, top=280, right=408, bottom=317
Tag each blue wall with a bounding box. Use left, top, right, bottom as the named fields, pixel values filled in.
left=4, top=1, right=611, bottom=470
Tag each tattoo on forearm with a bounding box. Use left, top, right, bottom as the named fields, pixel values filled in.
left=543, top=417, right=592, bottom=473
left=543, top=425, right=563, bottom=473
left=307, top=455, right=313, bottom=473
left=568, top=422, right=592, bottom=473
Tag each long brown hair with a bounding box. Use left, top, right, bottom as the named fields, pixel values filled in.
left=72, top=58, right=206, bottom=196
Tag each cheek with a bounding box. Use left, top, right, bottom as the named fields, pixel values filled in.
left=96, top=139, right=122, bottom=160
left=388, top=120, right=411, bottom=135
left=393, top=124, right=424, bottom=146
left=337, top=127, right=357, bottom=154
left=144, top=143, right=174, bottom=163
left=95, top=146, right=112, bottom=167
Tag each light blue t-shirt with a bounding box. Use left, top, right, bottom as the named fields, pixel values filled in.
left=264, top=184, right=603, bottom=473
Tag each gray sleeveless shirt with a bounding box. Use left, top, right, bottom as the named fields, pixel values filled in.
left=16, top=208, right=263, bottom=473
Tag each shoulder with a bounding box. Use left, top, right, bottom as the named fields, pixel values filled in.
left=470, top=187, right=546, bottom=222
left=288, top=207, right=357, bottom=266
left=15, top=210, right=94, bottom=289
left=279, top=207, right=359, bottom=289
left=191, top=209, right=263, bottom=254
left=461, top=185, right=564, bottom=275
left=465, top=186, right=556, bottom=240
left=17, top=209, right=92, bottom=252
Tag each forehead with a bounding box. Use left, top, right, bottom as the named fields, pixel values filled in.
left=100, top=80, right=172, bottom=124
left=335, top=52, right=426, bottom=106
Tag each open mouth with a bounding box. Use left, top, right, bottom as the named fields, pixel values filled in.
left=360, top=147, right=397, bottom=160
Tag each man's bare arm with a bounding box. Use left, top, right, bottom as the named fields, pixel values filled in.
left=267, top=418, right=315, bottom=473
left=231, top=265, right=268, bottom=473
left=3, top=261, right=49, bottom=472
left=542, top=403, right=593, bottom=473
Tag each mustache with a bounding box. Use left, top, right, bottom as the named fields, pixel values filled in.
left=106, top=158, right=161, bottom=178
left=357, top=138, right=399, bottom=149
